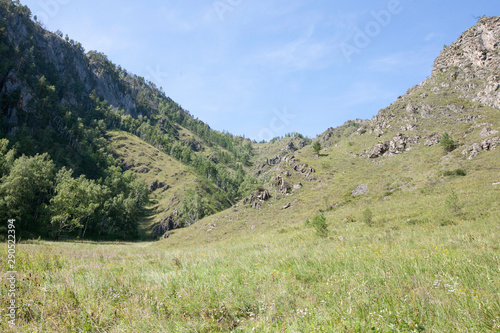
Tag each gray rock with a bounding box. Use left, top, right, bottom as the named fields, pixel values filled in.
left=137, top=167, right=150, bottom=174
left=424, top=133, right=441, bottom=147
left=352, top=184, right=369, bottom=196
left=480, top=127, right=499, bottom=138
left=369, top=143, right=387, bottom=158
left=462, top=137, right=500, bottom=159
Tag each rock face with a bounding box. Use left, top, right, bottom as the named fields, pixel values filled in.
left=243, top=189, right=271, bottom=208
left=462, top=137, right=500, bottom=159
left=432, top=16, right=500, bottom=109
left=0, top=8, right=173, bottom=135
left=432, top=17, right=500, bottom=76
left=424, top=133, right=441, bottom=147
left=367, top=133, right=421, bottom=158
left=148, top=180, right=167, bottom=193
left=153, top=214, right=181, bottom=237
left=480, top=127, right=499, bottom=137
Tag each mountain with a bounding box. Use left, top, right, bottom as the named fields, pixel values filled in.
left=0, top=0, right=258, bottom=240
left=164, top=16, right=500, bottom=245
left=1, top=0, right=499, bottom=244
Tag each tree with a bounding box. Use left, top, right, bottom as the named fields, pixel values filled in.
left=313, top=141, right=321, bottom=155
left=440, top=132, right=455, bottom=152
left=49, top=168, right=105, bottom=240
left=0, top=139, right=16, bottom=177
left=0, top=153, right=55, bottom=232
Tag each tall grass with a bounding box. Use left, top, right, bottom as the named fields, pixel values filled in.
left=1, top=208, right=499, bottom=332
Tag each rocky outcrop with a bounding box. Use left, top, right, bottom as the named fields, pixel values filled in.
left=275, top=176, right=291, bottom=194
left=424, top=133, right=441, bottom=147
left=148, top=180, right=168, bottom=193
left=432, top=16, right=500, bottom=109
left=292, top=163, right=316, bottom=178
left=267, top=155, right=281, bottom=165
left=433, top=17, right=500, bottom=76
left=400, top=123, right=418, bottom=132
left=462, top=137, right=500, bottom=159
left=153, top=214, right=181, bottom=237
left=243, top=189, right=271, bottom=208
left=480, top=127, right=499, bottom=137
left=366, top=133, right=421, bottom=158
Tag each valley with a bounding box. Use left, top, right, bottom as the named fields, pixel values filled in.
left=0, top=1, right=499, bottom=331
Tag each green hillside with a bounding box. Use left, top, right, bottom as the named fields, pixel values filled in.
left=0, top=0, right=252, bottom=239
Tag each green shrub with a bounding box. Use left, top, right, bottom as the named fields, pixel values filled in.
left=443, top=169, right=467, bottom=177
left=343, top=216, right=356, bottom=223
left=361, top=208, right=374, bottom=226
left=445, top=191, right=464, bottom=216
left=440, top=219, right=457, bottom=227
left=440, top=132, right=455, bottom=152
left=306, top=213, right=328, bottom=237
left=313, top=142, right=321, bottom=155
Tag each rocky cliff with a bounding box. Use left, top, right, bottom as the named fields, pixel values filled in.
left=317, top=16, right=500, bottom=161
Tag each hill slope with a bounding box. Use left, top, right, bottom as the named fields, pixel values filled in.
left=164, top=16, right=500, bottom=246
left=0, top=0, right=253, bottom=239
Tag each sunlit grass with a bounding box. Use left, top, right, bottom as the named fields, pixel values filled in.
left=1, top=204, right=499, bottom=332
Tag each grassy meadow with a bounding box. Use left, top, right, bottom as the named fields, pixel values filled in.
left=1, top=167, right=499, bottom=331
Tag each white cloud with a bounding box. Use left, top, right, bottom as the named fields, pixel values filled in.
left=363, top=47, right=437, bottom=73
left=333, top=81, right=397, bottom=110
left=424, top=32, right=439, bottom=42
left=250, top=26, right=341, bottom=72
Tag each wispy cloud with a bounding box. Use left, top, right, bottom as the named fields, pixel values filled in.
left=68, top=18, right=131, bottom=53
left=330, top=81, right=398, bottom=114
left=363, top=47, right=438, bottom=73
left=424, top=32, right=443, bottom=41
left=250, top=26, right=342, bottom=72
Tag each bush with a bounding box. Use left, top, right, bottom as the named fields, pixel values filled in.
left=313, top=141, right=321, bottom=155
left=361, top=208, right=374, bottom=226
left=444, top=168, right=467, bottom=177
left=440, top=132, right=455, bottom=152
left=445, top=191, right=464, bottom=216
left=306, top=213, right=328, bottom=237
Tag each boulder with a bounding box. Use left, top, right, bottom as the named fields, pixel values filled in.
left=369, top=143, right=388, bottom=158
left=137, top=167, right=149, bottom=174
left=424, top=133, right=441, bottom=147
left=352, top=184, right=369, bottom=196
left=462, top=137, right=500, bottom=159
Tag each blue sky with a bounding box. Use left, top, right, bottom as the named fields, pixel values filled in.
left=21, top=0, right=499, bottom=141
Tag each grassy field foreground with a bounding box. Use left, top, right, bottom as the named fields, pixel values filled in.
left=1, top=210, right=500, bottom=332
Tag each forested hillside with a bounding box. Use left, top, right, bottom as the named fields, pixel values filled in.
left=0, top=0, right=257, bottom=240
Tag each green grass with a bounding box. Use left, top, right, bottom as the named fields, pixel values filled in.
left=2, top=142, right=500, bottom=331
left=1, top=209, right=499, bottom=332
